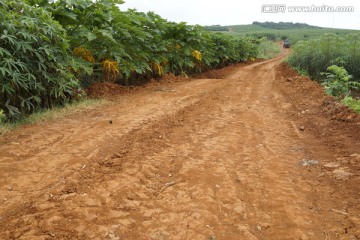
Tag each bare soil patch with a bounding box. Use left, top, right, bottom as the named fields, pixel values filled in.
left=1, top=53, right=360, bottom=239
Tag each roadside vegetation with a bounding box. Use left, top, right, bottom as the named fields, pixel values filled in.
left=9, top=0, right=356, bottom=129
left=257, top=39, right=281, bottom=59
left=287, top=33, right=360, bottom=113
left=342, top=97, right=360, bottom=113
left=1, top=0, right=273, bottom=123
left=0, top=98, right=108, bottom=135
left=207, top=22, right=360, bottom=113
left=288, top=33, right=360, bottom=80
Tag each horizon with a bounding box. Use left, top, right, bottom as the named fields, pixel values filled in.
left=202, top=22, right=360, bottom=31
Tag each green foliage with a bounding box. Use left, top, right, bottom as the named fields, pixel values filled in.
left=341, top=97, right=360, bottom=113
left=291, top=67, right=309, bottom=77
left=0, top=109, right=5, bottom=123
left=321, top=65, right=360, bottom=98
left=1, top=0, right=261, bottom=122
left=252, top=21, right=318, bottom=30
left=203, top=25, right=229, bottom=32
left=220, top=22, right=359, bottom=44
left=257, top=39, right=281, bottom=59
left=288, top=33, right=360, bottom=81
left=29, top=0, right=260, bottom=81
left=0, top=0, right=85, bottom=120
left=287, top=33, right=360, bottom=114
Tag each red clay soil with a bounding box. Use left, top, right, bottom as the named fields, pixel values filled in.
left=86, top=73, right=189, bottom=98
left=86, top=82, right=130, bottom=98
left=1, top=50, right=360, bottom=239
left=193, top=60, right=265, bottom=80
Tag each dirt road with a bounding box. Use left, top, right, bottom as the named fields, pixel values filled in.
left=1, top=52, right=360, bottom=239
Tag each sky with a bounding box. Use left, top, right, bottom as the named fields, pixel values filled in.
left=119, top=0, right=360, bottom=30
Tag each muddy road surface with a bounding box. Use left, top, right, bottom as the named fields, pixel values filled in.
left=1, top=52, right=360, bottom=239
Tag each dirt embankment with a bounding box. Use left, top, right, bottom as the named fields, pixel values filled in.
left=0, top=53, right=360, bottom=239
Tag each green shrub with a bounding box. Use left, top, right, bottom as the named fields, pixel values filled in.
left=1, top=0, right=261, bottom=123
left=29, top=0, right=259, bottom=81
left=341, top=97, right=360, bottom=113
left=288, top=33, right=360, bottom=81
left=257, top=39, right=281, bottom=59
left=0, top=0, right=85, bottom=120
left=321, top=65, right=360, bottom=98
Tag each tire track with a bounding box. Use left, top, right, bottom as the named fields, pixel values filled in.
left=1, top=53, right=360, bottom=239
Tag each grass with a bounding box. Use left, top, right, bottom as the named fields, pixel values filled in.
left=257, top=41, right=281, bottom=59
left=0, top=98, right=109, bottom=135
left=341, top=97, right=360, bottom=113
left=218, top=24, right=360, bottom=44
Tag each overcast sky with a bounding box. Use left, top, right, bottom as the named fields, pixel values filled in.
left=119, top=0, right=360, bottom=30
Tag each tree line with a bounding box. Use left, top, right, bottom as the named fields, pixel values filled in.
left=0, top=0, right=260, bottom=120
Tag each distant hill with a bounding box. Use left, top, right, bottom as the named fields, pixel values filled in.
left=203, top=22, right=360, bottom=44
left=251, top=21, right=320, bottom=29
left=203, top=21, right=321, bottom=32
left=203, top=25, right=229, bottom=32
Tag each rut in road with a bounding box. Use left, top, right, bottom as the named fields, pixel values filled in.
left=1, top=54, right=360, bottom=239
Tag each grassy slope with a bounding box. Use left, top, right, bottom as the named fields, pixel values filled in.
left=206, top=24, right=359, bottom=44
